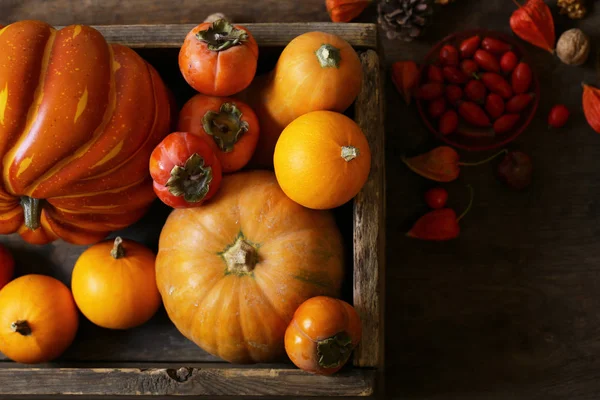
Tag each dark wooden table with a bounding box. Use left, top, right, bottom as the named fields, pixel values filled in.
left=3, top=0, right=600, bottom=399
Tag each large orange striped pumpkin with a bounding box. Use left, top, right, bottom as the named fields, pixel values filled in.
left=0, top=21, right=172, bottom=245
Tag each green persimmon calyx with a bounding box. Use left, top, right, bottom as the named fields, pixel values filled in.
left=317, top=331, right=353, bottom=369
left=166, top=153, right=213, bottom=203
left=196, top=19, right=248, bottom=51
left=202, top=103, right=249, bottom=152
left=316, top=44, right=341, bottom=68
left=21, top=196, right=43, bottom=231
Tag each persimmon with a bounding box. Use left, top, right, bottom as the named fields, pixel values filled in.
left=284, top=296, right=362, bottom=375
left=179, top=19, right=258, bottom=96
left=178, top=94, right=259, bottom=173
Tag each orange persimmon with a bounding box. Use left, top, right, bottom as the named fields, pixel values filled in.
left=179, top=19, right=258, bottom=96
left=178, top=94, right=260, bottom=173
left=284, top=296, right=362, bottom=375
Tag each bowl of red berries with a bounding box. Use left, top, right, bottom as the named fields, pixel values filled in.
left=415, top=29, right=540, bottom=151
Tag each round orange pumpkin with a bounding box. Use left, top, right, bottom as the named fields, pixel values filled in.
left=243, top=31, right=363, bottom=167
left=0, top=274, right=79, bottom=364
left=274, top=110, right=371, bottom=210
left=0, top=21, right=172, bottom=245
left=284, top=296, right=362, bottom=375
left=71, top=236, right=161, bottom=330
left=177, top=94, right=260, bottom=173
left=156, top=170, right=344, bottom=363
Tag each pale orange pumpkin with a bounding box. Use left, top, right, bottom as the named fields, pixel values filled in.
left=71, top=237, right=161, bottom=330
left=274, top=110, right=371, bottom=210
left=241, top=31, right=363, bottom=167
left=0, top=274, right=79, bottom=364
left=156, top=170, right=344, bottom=363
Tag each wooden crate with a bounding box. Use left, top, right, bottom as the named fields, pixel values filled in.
left=0, top=22, right=385, bottom=398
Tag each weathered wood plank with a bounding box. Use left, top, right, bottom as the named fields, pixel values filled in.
left=353, top=50, right=386, bottom=370
left=55, top=23, right=378, bottom=49
left=0, top=367, right=375, bottom=397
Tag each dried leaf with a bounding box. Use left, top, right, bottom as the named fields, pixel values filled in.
left=583, top=83, right=600, bottom=134
left=402, top=146, right=461, bottom=182
left=407, top=208, right=460, bottom=240
left=391, top=61, right=420, bottom=105
left=326, top=0, right=371, bottom=23
left=510, top=0, right=555, bottom=53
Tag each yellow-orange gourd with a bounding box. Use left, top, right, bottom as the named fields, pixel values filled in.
left=71, top=237, right=161, bottom=330
left=274, top=110, right=371, bottom=210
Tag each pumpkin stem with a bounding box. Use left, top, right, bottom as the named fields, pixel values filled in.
left=223, top=235, right=258, bottom=275
left=202, top=103, right=249, bottom=153
left=110, top=236, right=126, bottom=259
left=315, top=44, right=341, bottom=69
left=20, top=196, right=43, bottom=231
left=341, top=146, right=360, bottom=162
left=11, top=320, right=32, bottom=336
left=166, top=153, right=213, bottom=203
left=195, top=19, right=248, bottom=52
left=317, top=331, right=353, bottom=369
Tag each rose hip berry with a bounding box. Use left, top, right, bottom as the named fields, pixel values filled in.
left=548, top=104, right=570, bottom=128
left=459, top=101, right=492, bottom=127
left=465, top=80, right=487, bottom=103
left=505, top=93, right=535, bottom=113
left=439, top=110, right=459, bottom=135
left=511, top=62, right=532, bottom=94
left=481, top=72, right=513, bottom=99
left=445, top=85, right=464, bottom=105
left=481, top=37, right=512, bottom=55
left=485, top=93, right=505, bottom=120
left=459, top=35, right=481, bottom=59
left=424, top=187, right=448, bottom=209
left=439, top=44, right=459, bottom=66
left=493, top=114, right=521, bottom=134
left=497, top=151, right=532, bottom=190
left=428, top=97, right=447, bottom=119
left=500, top=51, right=519, bottom=74
left=442, top=66, right=468, bottom=84
left=474, top=49, right=501, bottom=73
left=460, top=59, right=479, bottom=76
left=417, top=82, right=445, bottom=101
left=427, top=65, right=444, bottom=83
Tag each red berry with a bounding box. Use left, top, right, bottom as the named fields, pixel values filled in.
left=428, top=97, right=447, bottom=119
left=548, top=104, right=570, bottom=128
left=497, top=151, right=532, bottom=190
left=439, top=44, right=459, bottom=66
left=505, top=93, right=535, bottom=113
left=464, top=80, right=487, bottom=103
left=459, top=35, right=481, bottom=59
left=445, top=85, right=463, bottom=105
left=460, top=59, right=479, bottom=76
left=458, top=101, right=492, bottom=127
left=481, top=37, right=512, bottom=55
left=427, top=65, right=444, bottom=83
left=416, top=82, right=445, bottom=101
left=442, top=66, right=468, bottom=84
left=493, top=114, right=521, bottom=134
left=481, top=72, right=513, bottom=99
left=474, top=49, right=501, bottom=73
left=500, top=51, right=518, bottom=74
left=511, top=62, right=532, bottom=94
left=439, top=110, right=459, bottom=135
left=485, top=93, right=505, bottom=120
left=424, top=187, right=448, bottom=209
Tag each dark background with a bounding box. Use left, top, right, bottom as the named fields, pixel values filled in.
left=3, top=0, right=600, bottom=399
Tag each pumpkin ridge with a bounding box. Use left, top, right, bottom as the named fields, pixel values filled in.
left=77, top=60, right=161, bottom=183
left=2, top=28, right=57, bottom=195
left=25, top=45, right=119, bottom=197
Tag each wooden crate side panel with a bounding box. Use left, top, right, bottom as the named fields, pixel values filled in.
left=353, top=50, right=386, bottom=369
left=67, top=23, right=378, bottom=48
left=0, top=367, right=375, bottom=397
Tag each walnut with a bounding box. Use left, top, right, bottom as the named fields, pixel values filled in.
left=556, top=28, right=590, bottom=66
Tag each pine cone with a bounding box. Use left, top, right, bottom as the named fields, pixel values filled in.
left=557, top=0, right=587, bottom=19
left=377, top=0, right=434, bottom=42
